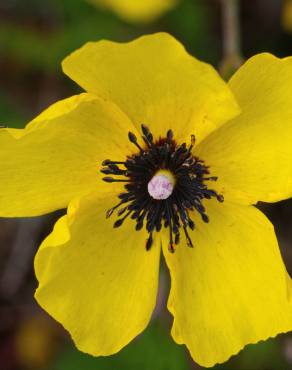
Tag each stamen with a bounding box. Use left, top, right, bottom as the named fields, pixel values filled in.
left=113, top=210, right=131, bottom=228
left=146, top=233, right=153, bottom=250
left=101, top=125, right=223, bottom=252
left=167, top=129, right=173, bottom=142
left=188, top=134, right=196, bottom=154
left=102, top=160, right=126, bottom=166
left=183, top=226, right=194, bottom=248
left=102, top=177, right=130, bottom=183
left=141, top=124, right=153, bottom=147
left=128, top=132, right=144, bottom=152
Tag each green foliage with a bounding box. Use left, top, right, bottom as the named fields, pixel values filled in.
left=164, top=0, right=216, bottom=63
left=0, top=0, right=211, bottom=73
left=0, top=1, right=122, bottom=72
left=51, top=321, right=190, bottom=370
left=213, top=337, right=288, bottom=370
left=0, top=92, right=25, bottom=128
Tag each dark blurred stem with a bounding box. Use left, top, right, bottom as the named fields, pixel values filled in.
left=219, top=0, right=243, bottom=78
left=222, top=0, right=241, bottom=62
left=0, top=218, right=46, bottom=300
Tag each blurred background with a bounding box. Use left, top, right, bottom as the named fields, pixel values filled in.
left=1, top=0, right=292, bottom=369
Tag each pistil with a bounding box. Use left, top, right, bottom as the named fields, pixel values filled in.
left=148, top=170, right=175, bottom=200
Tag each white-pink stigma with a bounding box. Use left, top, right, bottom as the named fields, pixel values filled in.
left=148, top=172, right=174, bottom=200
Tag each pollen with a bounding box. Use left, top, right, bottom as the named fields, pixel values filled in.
left=101, top=124, right=223, bottom=252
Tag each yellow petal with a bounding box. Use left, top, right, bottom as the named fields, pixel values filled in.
left=0, top=93, right=135, bottom=217
left=89, top=0, right=178, bottom=23
left=62, top=33, right=240, bottom=145
left=35, top=192, right=160, bottom=356
left=196, top=53, right=292, bottom=204
left=163, top=200, right=292, bottom=367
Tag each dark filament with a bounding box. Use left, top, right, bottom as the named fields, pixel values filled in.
left=101, top=124, right=223, bottom=252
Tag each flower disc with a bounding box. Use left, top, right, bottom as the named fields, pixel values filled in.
left=101, top=124, right=223, bottom=252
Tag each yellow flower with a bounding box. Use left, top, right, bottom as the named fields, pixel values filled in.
left=88, top=0, right=178, bottom=23
left=1, top=33, right=292, bottom=367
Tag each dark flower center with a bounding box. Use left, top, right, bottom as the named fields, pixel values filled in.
left=101, top=124, right=223, bottom=253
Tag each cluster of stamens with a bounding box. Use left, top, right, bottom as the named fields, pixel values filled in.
left=101, top=124, right=223, bottom=252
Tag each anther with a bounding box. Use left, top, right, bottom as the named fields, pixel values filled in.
left=106, top=201, right=125, bottom=218
left=204, top=176, right=218, bottom=181
left=102, top=159, right=111, bottom=166
left=136, top=220, right=144, bottom=231
left=114, top=211, right=131, bottom=228
left=102, top=177, right=129, bottom=183
left=128, top=131, right=144, bottom=152
left=103, top=160, right=125, bottom=165
left=113, top=219, right=124, bottom=228
left=201, top=214, right=209, bottom=223
left=188, top=134, right=196, bottom=153
left=216, top=194, right=224, bottom=202
left=167, top=129, right=173, bottom=142
left=117, top=207, right=128, bottom=216
left=168, top=243, right=175, bottom=253
left=141, top=124, right=150, bottom=136
left=146, top=233, right=153, bottom=250
left=141, top=124, right=153, bottom=145
left=106, top=208, right=115, bottom=218
left=184, top=226, right=194, bottom=248
left=188, top=219, right=195, bottom=230
left=100, top=169, right=113, bottom=175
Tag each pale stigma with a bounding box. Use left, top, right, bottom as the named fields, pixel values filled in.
left=148, top=171, right=174, bottom=200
